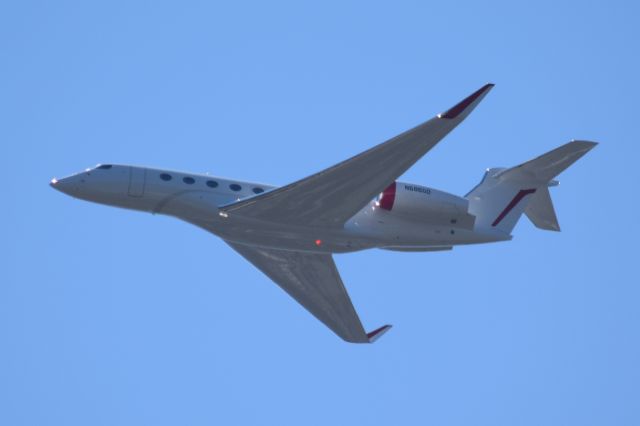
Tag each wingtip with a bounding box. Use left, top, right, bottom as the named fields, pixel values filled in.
left=438, top=83, right=495, bottom=120
left=366, top=324, right=392, bottom=343
left=565, top=140, right=599, bottom=156
left=570, top=139, right=599, bottom=148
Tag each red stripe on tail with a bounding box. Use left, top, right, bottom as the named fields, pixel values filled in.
left=492, top=189, right=537, bottom=227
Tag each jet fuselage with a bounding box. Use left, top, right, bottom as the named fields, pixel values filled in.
left=51, top=164, right=507, bottom=254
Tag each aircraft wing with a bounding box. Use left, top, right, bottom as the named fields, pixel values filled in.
left=226, top=241, right=391, bottom=343
left=220, top=84, right=494, bottom=227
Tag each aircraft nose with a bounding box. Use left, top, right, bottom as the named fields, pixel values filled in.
left=50, top=176, right=78, bottom=196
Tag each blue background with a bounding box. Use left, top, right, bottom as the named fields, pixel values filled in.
left=2, top=1, right=639, bottom=425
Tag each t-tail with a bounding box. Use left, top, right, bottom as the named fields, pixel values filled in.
left=466, top=140, right=597, bottom=234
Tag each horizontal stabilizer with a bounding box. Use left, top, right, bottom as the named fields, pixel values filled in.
left=525, top=186, right=560, bottom=231
left=467, top=140, right=596, bottom=234
left=510, top=140, right=598, bottom=182
left=367, top=325, right=393, bottom=343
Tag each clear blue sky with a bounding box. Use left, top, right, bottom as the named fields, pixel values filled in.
left=2, top=1, right=639, bottom=425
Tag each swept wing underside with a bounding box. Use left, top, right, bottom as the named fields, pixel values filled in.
left=226, top=241, right=391, bottom=343
left=221, top=84, right=494, bottom=227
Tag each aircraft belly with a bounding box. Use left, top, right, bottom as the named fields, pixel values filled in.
left=345, top=207, right=501, bottom=247
left=159, top=195, right=501, bottom=253
left=151, top=189, right=235, bottom=219
left=194, top=215, right=375, bottom=254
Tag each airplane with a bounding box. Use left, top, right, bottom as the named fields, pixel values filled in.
left=50, top=83, right=596, bottom=343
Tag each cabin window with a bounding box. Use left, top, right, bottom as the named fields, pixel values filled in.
left=97, top=164, right=112, bottom=169
left=252, top=187, right=264, bottom=194
left=160, top=173, right=172, bottom=181
left=183, top=177, right=195, bottom=184
left=206, top=180, right=219, bottom=188
left=229, top=183, right=241, bottom=191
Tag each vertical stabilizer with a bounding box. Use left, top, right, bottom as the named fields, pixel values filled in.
left=466, top=140, right=596, bottom=234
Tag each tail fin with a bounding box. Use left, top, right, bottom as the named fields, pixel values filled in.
left=466, top=140, right=597, bottom=234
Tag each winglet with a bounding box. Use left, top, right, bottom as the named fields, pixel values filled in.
left=366, top=324, right=393, bottom=343
left=438, top=83, right=494, bottom=120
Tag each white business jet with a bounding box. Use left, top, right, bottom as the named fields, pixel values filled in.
left=51, top=84, right=596, bottom=343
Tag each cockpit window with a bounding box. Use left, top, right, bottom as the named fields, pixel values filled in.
left=97, top=164, right=112, bottom=169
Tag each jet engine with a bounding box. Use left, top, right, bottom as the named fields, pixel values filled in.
left=376, top=181, right=476, bottom=229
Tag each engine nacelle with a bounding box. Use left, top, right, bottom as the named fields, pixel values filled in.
left=376, top=181, right=475, bottom=229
